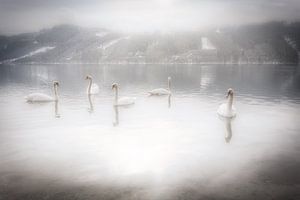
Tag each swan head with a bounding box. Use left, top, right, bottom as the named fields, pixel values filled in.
left=85, top=75, right=92, bottom=80
left=168, top=77, right=171, bottom=81
left=226, top=88, right=234, bottom=98
left=53, top=81, right=59, bottom=87
left=112, top=83, right=118, bottom=89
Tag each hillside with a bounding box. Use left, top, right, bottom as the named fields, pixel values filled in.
left=0, top=22, right=300, bottom=64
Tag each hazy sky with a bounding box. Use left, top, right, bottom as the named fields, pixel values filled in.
left=0, top=0, right=300, bottom=35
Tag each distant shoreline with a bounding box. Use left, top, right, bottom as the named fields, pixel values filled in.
left=1, top=62, right=299, bottom=66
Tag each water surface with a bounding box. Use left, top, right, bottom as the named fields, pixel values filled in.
left=0, top=64, right=300, bottom=199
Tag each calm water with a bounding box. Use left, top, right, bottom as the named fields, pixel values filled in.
left=0, top=64, right=300, bottom=199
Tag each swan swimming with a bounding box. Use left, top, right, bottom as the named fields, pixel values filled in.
left=25, top=81, right=59, bottom=102
left=112, top=83, right=136, bottom=106
left=149, top=77, right=171, bottom=95
left=217, top=88, right=236, bottom=118
left=86, top=75, right=99, bottom=95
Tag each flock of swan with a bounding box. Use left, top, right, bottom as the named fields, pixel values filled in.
left=25, top=75, right=236, bottom=118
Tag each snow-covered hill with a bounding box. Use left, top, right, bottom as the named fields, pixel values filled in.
left=0, top=22, right=299, bottom=64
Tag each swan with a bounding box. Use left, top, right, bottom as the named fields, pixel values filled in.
left=86, top=75, right=99, bottom=95
left=217, top=88, right=236, bottom=118
left=112, top=83, right=136, bottom=106
left=25, top=81, right=59, bottom=102
left=149, top=77, right=171, bottom=95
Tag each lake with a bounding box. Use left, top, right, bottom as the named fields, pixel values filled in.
left=0, top=64, right=300, bottom=200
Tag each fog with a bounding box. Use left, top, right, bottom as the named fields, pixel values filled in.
left=0, top=64, right=300, bottom=199
left=0, top=0, right=300, bottom=35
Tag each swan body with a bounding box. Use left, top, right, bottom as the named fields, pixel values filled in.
left=90, top=83, right=99, bottom=94
left=218, top=103, right=236, bottom=118
left=86, top=75, right=99, bottom=95
left=112, top=83, right=135, bottom=106
left=116, top=97, right=136, bottom=106
left=217, top=88, right=236, bottom=118
left=25, top=93, right=54, bottom=102
left=149, top=88, right=171, bottom=95
left=25, top=81, right=59, bottom=102
left=149, top=77, right=171, bottom=95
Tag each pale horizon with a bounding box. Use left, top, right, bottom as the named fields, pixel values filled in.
left=1, top=0, right=300, bottom=35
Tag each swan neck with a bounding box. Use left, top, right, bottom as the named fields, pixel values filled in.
left=54, top=85, right=58, bottom=101
left=88, top=94, right=93, bottom=111
left=114, top=87, right=118, bottom=104
left=87, top=79, right=92, bottom=94
left=168, top=79, right=171, bottom=90
left=227, top=94, right=233, bottom=111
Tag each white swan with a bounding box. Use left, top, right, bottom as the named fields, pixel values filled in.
left=25, top=81, right=59, bottom=102
left=217, top=88, right=236, bottom=118
left=149, top=77, right=171, bottom=95
left=86, top=75, right=99, bottom=95
left=112, top=83, right=136, bottom=106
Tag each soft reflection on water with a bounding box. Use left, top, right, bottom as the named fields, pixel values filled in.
left=0, top=64, right=300, bottom=199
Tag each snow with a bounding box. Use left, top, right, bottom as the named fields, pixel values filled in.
left=4, top=46, right=55, bottom=63
left=95, top=32, right=108, bottom=37
left=284, top=36, right=298, bottom=51
left=98, top=36, right=130, bottom=50
left=201, top=37, right=216, bottom=50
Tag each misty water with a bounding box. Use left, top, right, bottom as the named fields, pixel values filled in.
left=0, top=64, right=300, bottom=199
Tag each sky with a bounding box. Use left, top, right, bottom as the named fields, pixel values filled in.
left=0, top=0, right=300, bottom=35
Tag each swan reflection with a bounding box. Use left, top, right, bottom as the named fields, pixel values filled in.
left=54, top=100, right=60, bottom=118
left=87, top=94, right=94, bottom=113
left=113, top=105, right=119, bottom=126
left=224, top=118, right=233, bottom=143
left=168, top=94, right=171, bottom=108
left=218, top=116, right=234, bottom=143
left=148, top=93, right=172, bottom=108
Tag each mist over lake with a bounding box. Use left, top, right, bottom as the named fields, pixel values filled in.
left=0, top=64, right=299, bottom=199
left=1, top=0, right=300, bottom=199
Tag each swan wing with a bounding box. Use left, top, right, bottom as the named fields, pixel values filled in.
left=90, top=83, right=100, bottom=94
left=217, top=103, right=236, bottom=118
left=117, top=97, right=136, bottom=106
left=149, top=88, right=170, bottom=95
left=25, top=93, right=54, bottom=102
